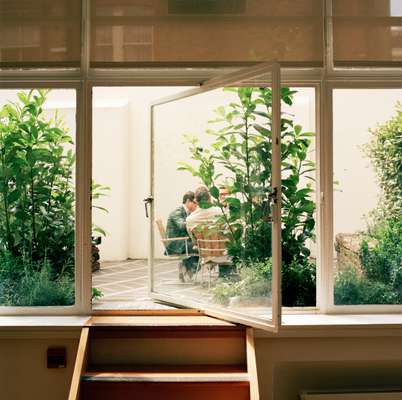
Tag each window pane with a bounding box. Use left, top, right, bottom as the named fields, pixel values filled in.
left=0, top=0, right=81, bottom=68
left=333, top=89, right=402, bottom=305
left=90, top=0, right=324, bottom=67
left=333, top=0, right=402, bottom=67
left=0, top=89, right=76, bottom=306
left=281, top=87, right=317, bottom=307
left=153, top=85, right=276, bottom=322
left=91, top=86, right=189, bottom=310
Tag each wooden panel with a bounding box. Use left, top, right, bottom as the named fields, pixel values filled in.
left=82, top=370, right=249, bottom=382
left=86, top=315, right=237, bottom=327
left=89, top=325, right=245, bottom=339
left=68, top=327, right=89, bottom=400
left=246, top=328, right=260, bottom=400
left=80, top=381, right=250, bottom=400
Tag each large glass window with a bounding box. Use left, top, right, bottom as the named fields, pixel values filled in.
left=0, top=88, right=76, bottom=306
left=333, top=89, right=402, bottom=305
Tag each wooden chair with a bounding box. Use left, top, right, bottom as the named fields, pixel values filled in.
left=155, top=219, right=197, bottom=282
left=192, top=224, right=232, bottom=287
left=155, top=218, right=193, bottom=256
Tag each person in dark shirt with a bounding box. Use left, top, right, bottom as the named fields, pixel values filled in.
left=166, top=191, right=198, bottom=282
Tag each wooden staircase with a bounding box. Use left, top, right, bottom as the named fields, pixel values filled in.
left=68, top=316, right=259, bottom=400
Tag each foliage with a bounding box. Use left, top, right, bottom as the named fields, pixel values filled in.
left=335, top=103, right=402, bottom=305
left=91, top=181, right=111, bottom=237
left=91, top=287, right=104, bottom=301
left=0, top=89, right=109, bottom=307
left=0, top=253, right=74, bottom=306
left=212, top=258, right=272, bottom=306
left=179, top=87, right=316, bottom=306
left=334, top=266, right=399, bottom=305
left=180, top=87, right=315, bottom=264
left=359, top=217, right=402, bottom=298
left=364, top=102, right=402, bottom=221
left=0, top=89, right=75, bottom=276
left=282, top=259, right=316, bottom=307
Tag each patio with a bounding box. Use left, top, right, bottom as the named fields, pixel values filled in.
left=92, top=258, right=211, bottom=310
left=92, top=258, right=272, bottom=320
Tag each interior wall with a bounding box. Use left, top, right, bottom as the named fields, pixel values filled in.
left=255, top=335, right=402, bottom=400
left=0, top=336, right=78, bottom=400
left=1, top=333, right=402, bottom=400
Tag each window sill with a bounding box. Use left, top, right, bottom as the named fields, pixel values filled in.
left=0, top=314, right=402, bottom=339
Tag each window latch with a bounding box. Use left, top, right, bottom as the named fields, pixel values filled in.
left=143, top=196, right=153, bottom=218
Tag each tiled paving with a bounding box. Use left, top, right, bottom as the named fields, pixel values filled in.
left=91, top=258, right=211, bottom=310
left=92, top=258, right=272, bottom=320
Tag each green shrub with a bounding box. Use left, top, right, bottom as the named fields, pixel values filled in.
left=360, top=217, right=402, bottom=296
left=0, top=89, right=75, bottom=276
left=334, top=266, right=399, bottom=305
left=364, top=102, right=402, bottom=221
left=282, top=259, right=316, bottom=307
left=180, top=87, right=317, bottom=306
left=0, top=254, right=74, bottom=306
left=212, top=258, right=272, bottom=306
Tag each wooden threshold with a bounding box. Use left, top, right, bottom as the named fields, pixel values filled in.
left=85, top=364, right=247, bottom=373
left=86, top=315, right=238, bottom=328
left=91, top=309, right=202, bottom=316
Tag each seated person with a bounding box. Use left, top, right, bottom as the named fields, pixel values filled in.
left=186, top=186, right=222, bottom=234
left=187, top=186, right=231, bottom=278
left=166, top=191, right=198, bottom=282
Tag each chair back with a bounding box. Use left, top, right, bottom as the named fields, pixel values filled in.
left=192, top=224, right=228, bottom=259
left=155, top=218, right=167, bottom=246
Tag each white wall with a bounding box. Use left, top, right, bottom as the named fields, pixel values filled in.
left=333, top=89, right=402, bottom=235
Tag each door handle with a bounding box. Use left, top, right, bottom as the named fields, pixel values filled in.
left=143, top=196, right=153, bottom=218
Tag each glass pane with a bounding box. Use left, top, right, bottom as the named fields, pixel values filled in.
left=333, top=89, right=402, bottom=305
left=152, top=72, right=279, bottom=323
left=333, top=0, right=402, bottom=67
left=91, top=86, right=191, bottom=310
left=0, top=89, right=76, bottom=306
left=0, top=0, right=82, bottom=69
left=90, top=0, right=323, bottom=67
left=281, top=87, right=317, bottom=308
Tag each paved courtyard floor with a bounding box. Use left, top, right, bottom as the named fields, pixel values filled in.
left=92, top=258, right=272, bottom=320
left=91, top=258, right=211, bottom=310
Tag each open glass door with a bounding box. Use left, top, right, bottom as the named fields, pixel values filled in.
left=148, top=63, right=282, bottom=331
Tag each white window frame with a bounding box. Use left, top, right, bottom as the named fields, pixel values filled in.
left=0, top=0, right=401, bottom=317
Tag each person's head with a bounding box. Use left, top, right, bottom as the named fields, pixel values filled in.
left=219, top=186, right=230, bottom=203
left=182, top=191, right=197, bottom=213
left=195, top=186, right=211, bottom=205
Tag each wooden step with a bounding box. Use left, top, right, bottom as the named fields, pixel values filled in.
left=68, top=318, right=259, bottom=400
left=83, top=364, right=247, bottom=382
left=80, top=381, right=250, bottom=400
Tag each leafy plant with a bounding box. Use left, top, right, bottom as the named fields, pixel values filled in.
left=91, top=287, right=104, bottom=302
left=335, top=266, right=399, bottom=305
left=212, top=258, right=272, bottom=306
left=179, top=87, right=316, bottom=306
left=335, top=102, right=402, bottom=305
left=364, top=102, right=402, bottom=221
left=0, top=253, right=74, bottom=306
left=0, top=89, right=109, bottom=306
left=0, top=89, right=75, bottom=276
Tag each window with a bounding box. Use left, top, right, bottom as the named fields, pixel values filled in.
left=332, top=88, right=402, bottom=307
left=0, top=0, right=401, bottom=324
